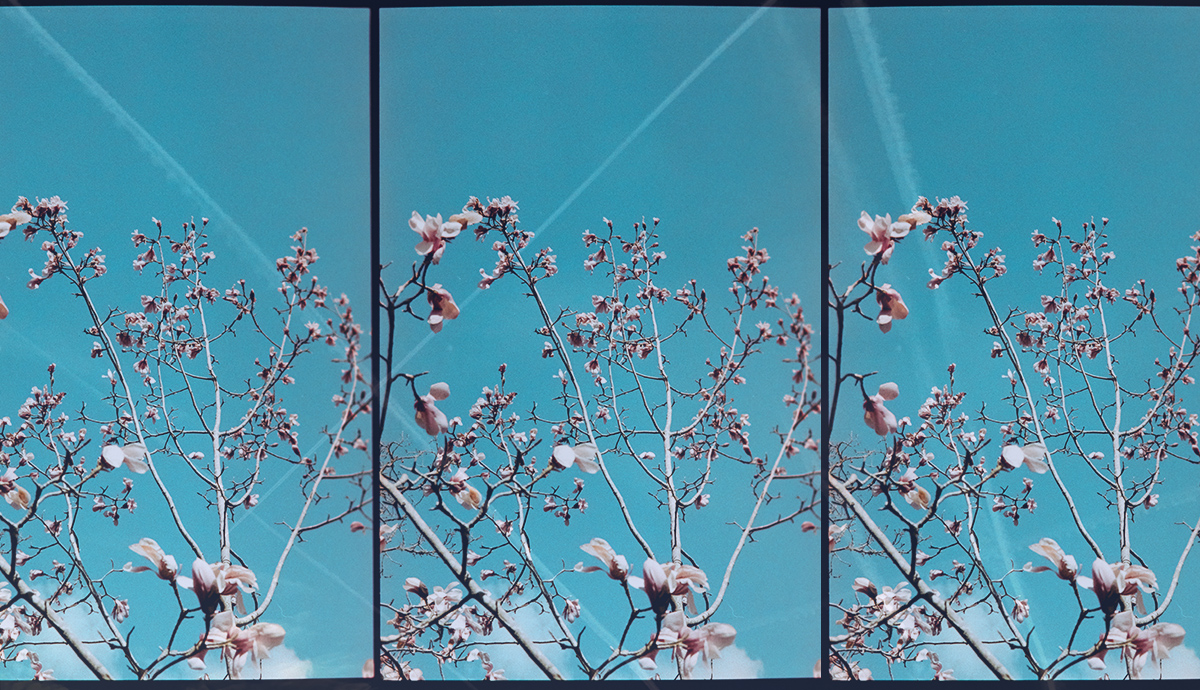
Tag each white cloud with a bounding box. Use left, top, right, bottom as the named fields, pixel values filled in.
left=900, top=604, right=1026, bottom=680
left=467, top=603, right=577, bottom=680
left=256, top=645, right=314, bottom=679
left=10, top=604, right=126, bottom=680
left=1158, top=644, right=1200, bottom=679
left=700, top=644, right=764, bottom=679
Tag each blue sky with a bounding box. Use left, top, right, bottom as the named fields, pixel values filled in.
left=382, top=6, right=819, bottom=679
left=830, top=6, right=1200, bottom=680
left=1, top=7, right=370, bottom=679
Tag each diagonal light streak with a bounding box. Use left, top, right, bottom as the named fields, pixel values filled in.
left=842, top=7, right=1045, bottom=667
left=384, top=8, right=777, bottom=679
left=9, top=5, right=274, bottom=275
left=395, top=3, right=773, bottom=374
left=842, top=8, right=949, bottom=384
left=247, top=509, right=372, bottom=610
left=231, top=437, right=371, bottom=609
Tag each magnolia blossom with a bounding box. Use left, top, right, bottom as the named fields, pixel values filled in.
left=875, top=582, right=912, bottom=617
left=403, top=576, right=429, bottom=599
left=915, top=649, right=954, bottom=681
left=859, top=211, right=910, bottom=264
left=449, top=209, right=483, bottom=232
left=410, top=211, right=462, bottom=264
left=852, top=577, right=877, bottom=599
left=1088, top=610, right=1185, bottom=679
left=128, top=538, right=179, bottom=581
left=100, top=443, right=150, bottom=474
left=638, top=611, right=736, bottom=679
left=414, top=382, right=450, bottom=436
left=0, top=211, right=32, bottom=238
left=551, top=443, right=600, bottom=474
left=896, top=467, right=931, bottom=510
left=426, top=284, right=460, bottom=333
left=1078, top=558, right=1159, bottom=616
left=1012, top=598, right=1030, bottom=623
left=188, top=610, right=285, bottom=679
left=899, top=209, right=933, bottom=229
left=14, top=648, right=52, bottom=681
left=0, top=210, right=32, bottom=313
left=187, top=558, right=221, bottom=616
left=446, top=467, right=482, bottom=510
left=1000, top=443, right=1049, bottom=474
left=466, top=648, right=505, bottom=681
left=641, top=558, right=673, bottom=615
left=0, top=468, right=30, bottom=510
left=638, top=557, right=709, bottom=615
left=425, top=583, right=463, bottom=615
left=830, top=660, right=874, bottom=681
left=1028, top=537, right=1079, bottom=580
left=579, top=538, right=630, bottom=581
left=875, top=284, right=909, bottom=333
left=863, top=382, right=899, bottom=436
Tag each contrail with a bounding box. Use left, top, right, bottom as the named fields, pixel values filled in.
left=842, top=7, right=1045, bottom=666
left=396, top=4, right=774, bottom=376
left=842, top=8, right=953, bottom=382
left=386, top=6, right=777, bottom=660
left=10, top=5, right=274, bottom=274
left=843, top=9, right=920, bottom=204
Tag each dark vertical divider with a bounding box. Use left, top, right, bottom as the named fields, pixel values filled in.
left=370, top=4, right=381, bottom=682
left=819, top=4, right=830, bottom=683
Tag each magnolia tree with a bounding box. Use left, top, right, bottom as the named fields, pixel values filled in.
left=379, top=196, right=819, bottom=680
left=828, top=196, right=1197, bottom=680
left=0, top=196, right=370, bottom=680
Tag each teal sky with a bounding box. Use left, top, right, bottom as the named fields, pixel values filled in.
left=13, top=4, right=1195, bottom=683
left=382, top=6, right=820, bottom=679
left=1, top=7, right=370, bottom=679
left=831, top=6, right=1200, bottom=680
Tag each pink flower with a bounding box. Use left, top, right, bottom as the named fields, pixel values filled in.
left=896, top=467, right=930, bottom=510
left=414, top=382, right=450, bottom=436
left=551, top=443, right=600, bottom=474
left=1089, top=558, right=1121, bottom=616
left=403, top=576, right=429, bottom=599
left=852, top=577, right=877, bottom=599
left=635, top=558, right=710, bottom=616
left=101, top=443, right=150, bottom=474
left=898, top=209, right=932, bottom=230
left=410, top=211, right=462, bottom=264
left=425, top=582, right=463, bottom=615
left=1012, top=598, right=1030, bottom=623
left=187, top=557, right=221, bottom=616
left=563, top=598, right=581, bottom=623
left=213, top=562, right=259, bottom=614
left=859, top=211, right=910, bottom=264
left=0, top=211, right=32, bottom=238
left=128, top=538, right=179, bottom=580
left=874, top=582, right=912, bottom=616
left=579, top=538, right=631, bottom=581
left=1028, top=537, right=1079, bottom=580
left=1088, top=611, right=1186, bottom=679
left=189, top=610, right=286, bottom=679
left=1000, top=443, right=1049, bottom=474
left=0, top=468, right=30, bottom=510
left=446, top=468, right=482, bottom=510
left=641, top=558, right=673, bottom=615
left=1113, top=562, right=1158, bottom=596
left=875, top=284, right=908, bottom=333
left=638, top=611, right=737, bottom=679
left=1077, top=560, right=1159, bottom=615
left=426, top=284, right=459, bottom=333
left=863, top=382, right=899, bottom=436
